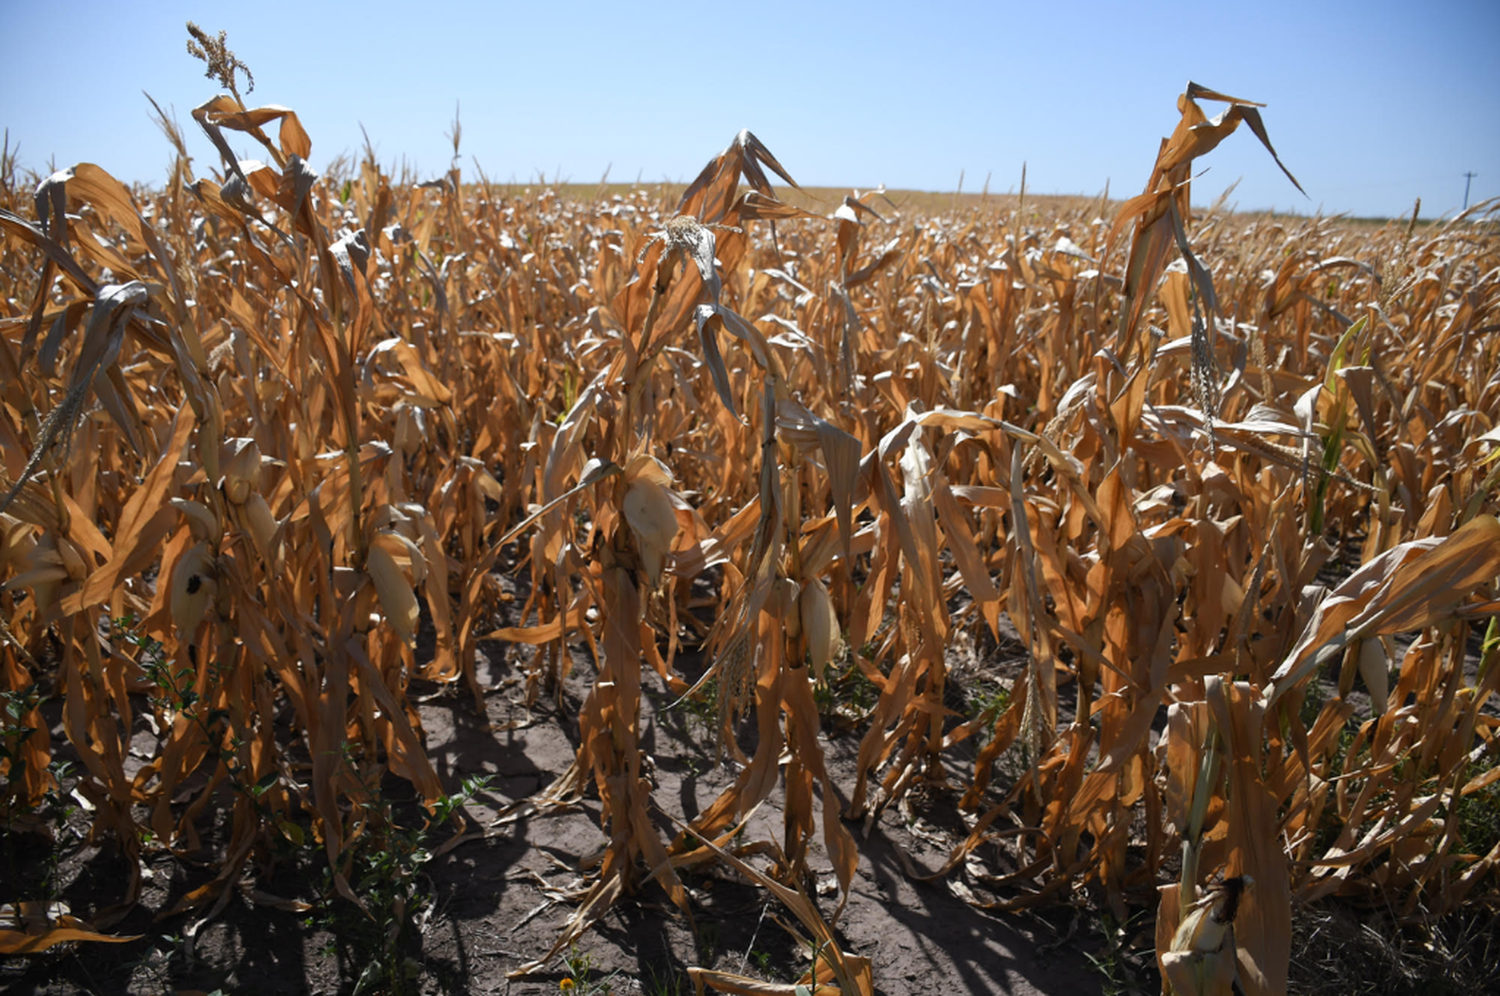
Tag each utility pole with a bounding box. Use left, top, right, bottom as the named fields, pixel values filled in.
left=1463, top=171, right=1477, bottom=210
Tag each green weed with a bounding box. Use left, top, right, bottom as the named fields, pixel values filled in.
left=562, top=943, right=621, bottom=994
left=315, top=753, right=494, bottom=996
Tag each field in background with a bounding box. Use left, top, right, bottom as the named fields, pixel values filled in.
left=538, top=184, right=1105, bottom=217
left=1, top=52, right=1499, bottom=996
left=539, top=183, right=1458, bottom=230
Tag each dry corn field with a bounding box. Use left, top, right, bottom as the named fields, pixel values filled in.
left=2, top=65, right=1499, bottom=996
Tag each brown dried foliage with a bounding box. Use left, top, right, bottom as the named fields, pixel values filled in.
left=1, top=78, right=1497, bottom=995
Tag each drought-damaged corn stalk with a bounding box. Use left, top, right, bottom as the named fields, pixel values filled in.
left=2, top=59, right=1498, bottom=994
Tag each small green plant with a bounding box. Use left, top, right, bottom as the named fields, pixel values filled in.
left=1, top=757, right=79, bottom=905
left=966, top=679, right=1011, bottom=747
left=675, top=677, right=719, bottom=733
left=1, top=678, right=83, bottom=906
left=695, top=921, right=720, bottom=969
left=318, top=751, right=495, bottom=996
left=0, top=682, right=44, bottom=814
left=1083, top=910, right=1149, bottom=996
left=812, top=654, right=880, bottom=723
left=643, top=961, right=686, bottom=995
left=118, top=613, right=276, bottom=821
left=558, top=367, right=579, bottom=424
left=1453, top=751, right=1500, bottom=858
left=562, top=943, right=621, bottom=994
left=812, top=673, right=836, bottom=715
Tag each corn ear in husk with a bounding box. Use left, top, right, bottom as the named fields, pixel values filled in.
left=800, top=577, right=841, bottom=679
left=622, top=469, right=679, bottom=586
left=219, top=437, right=262, bottom=505
left=240, top=492, right=283, bottom=572
left=169, top=541, right=218, bottom=636
left=366, top=533, right=423, bottom=645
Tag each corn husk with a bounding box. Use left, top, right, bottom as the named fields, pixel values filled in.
left=778, top=577, right=802, bottom=639
left=366, top=535, right=422, bottom=645
left=623, top=477, right=679, bottom=586
left=800, top=577, right=841, bottom=679
left=169, top=541, right=218, bottom=636
left=1355, top=637, right=1391, bottom=715
left=219, top=437, right=262, bottom=504
left=170, top=497, right=221, bottom=543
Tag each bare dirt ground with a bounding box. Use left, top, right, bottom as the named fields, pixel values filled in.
left=2, top=625, right=1119, bottom=996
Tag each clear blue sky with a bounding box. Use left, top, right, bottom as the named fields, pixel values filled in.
left=2, top=0, right=1496, bottom=218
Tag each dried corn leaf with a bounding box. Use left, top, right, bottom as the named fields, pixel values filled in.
left=1267, top=515, right=1500, bottom=703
